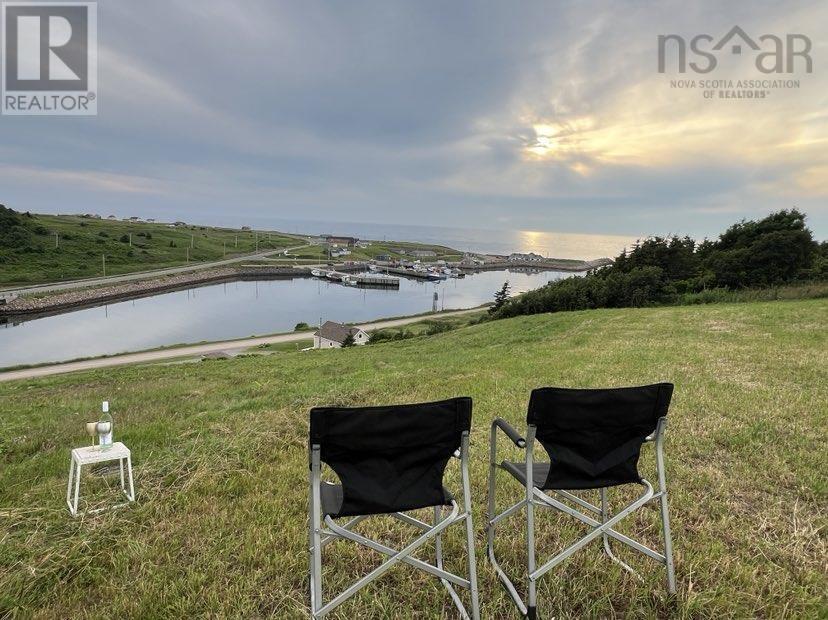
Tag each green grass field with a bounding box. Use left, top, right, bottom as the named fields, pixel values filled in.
left=0, top=300, right=825, bottom=618
left=0, top=214, right=300, bottom=286
left=0, top=213, right=464, bottom=287
left=283, top=240, right=463, bottom=264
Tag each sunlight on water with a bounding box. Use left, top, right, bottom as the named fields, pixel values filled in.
left=514, top=229, right=638, bottom=259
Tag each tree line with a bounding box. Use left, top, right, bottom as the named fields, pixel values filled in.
left=493, top=209, right=827, bottom=319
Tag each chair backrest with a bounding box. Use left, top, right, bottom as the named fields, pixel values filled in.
left=310, top=397, right=472, bottom=517
left=527, top=383, right=673, bottom=490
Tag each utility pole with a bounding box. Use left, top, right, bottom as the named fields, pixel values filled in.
left=191, top=234, right=194, bottom=249
left=223, top=241, right=226, bottom=257
left=102, top=254, right=106, bottom=276
left=186, top=247, right=189, bottom=263
left=129, top=233, right=132, bottom=247
left=255, top=233, right=259, bottom=252
left=54, top=232, right=59, bottom=248
left=235, top=235, right=238, bottom=248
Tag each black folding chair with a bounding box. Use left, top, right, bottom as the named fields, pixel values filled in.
left=487, top=384, right=677, bottom=618
left=308, top=397, right=480, bottom=619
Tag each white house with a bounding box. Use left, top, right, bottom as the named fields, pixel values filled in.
left=314, top=321, right=370, bottom=349
left=508, top=252, right=545, bottom=262
left=410, top=249, right=437, bottom=258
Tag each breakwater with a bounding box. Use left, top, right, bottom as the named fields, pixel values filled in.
left=0, top=266, right=311, bottom=317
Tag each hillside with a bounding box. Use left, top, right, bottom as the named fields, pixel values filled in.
left=0, top=300, right=825, bottom=617
left=0, top=208, right=464, bottom=287
left=0, top=208, right=301, bottom=286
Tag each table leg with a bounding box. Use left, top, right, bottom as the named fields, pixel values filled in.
left=119, top=458, right=125, bottom=492
left=66, top=457, right=76, bottom=513
left=73, top=462, right=82, bottom=516
left=126, top=455, right=135, bottom=502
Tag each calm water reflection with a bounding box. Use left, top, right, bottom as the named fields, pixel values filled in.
left=0, top=269, right=568, bottom=368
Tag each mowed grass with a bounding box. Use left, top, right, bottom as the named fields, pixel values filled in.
left=0, top=300, right=826, bottom=618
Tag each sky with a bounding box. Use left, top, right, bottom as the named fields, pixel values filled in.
left=0, top=0, right=826, bottom=242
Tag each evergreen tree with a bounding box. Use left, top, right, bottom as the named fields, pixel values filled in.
left=490, top=281, right=511, bottom=314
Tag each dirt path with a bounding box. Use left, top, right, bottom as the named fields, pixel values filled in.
left=0, top=308, right=483, bottom=382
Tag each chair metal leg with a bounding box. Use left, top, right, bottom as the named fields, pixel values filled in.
left=487, top=423, right=530, bottom=616
left=659, top=492, right=676, bottom=594
left=655, top=418, right=677, bottom=594
left=318, top=501, right=461, bottom=616
left=525, top=429, right=537, bottom=619
left=530, top=480, right=655, bottom=582
left=600, top=488, right=640, bottom=579
left=461, top=433, right=480, bottom=620
left=309, top=448, right=323, bottom=618
left=655, top=418, right=676, bottom=594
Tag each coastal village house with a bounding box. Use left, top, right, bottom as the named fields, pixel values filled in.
left=321, top=235, right=359, bottom=247
left=314, top=321, right=370, bottom=349
left=509, top=252, right=545, bottom=262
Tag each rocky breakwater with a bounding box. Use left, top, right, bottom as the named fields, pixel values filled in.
left=0, top=266, right=309, bottom=317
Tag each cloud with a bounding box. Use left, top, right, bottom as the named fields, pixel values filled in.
left=0, top=165, right=168, bottom=195
left=0, top=0, right=825, bottom=239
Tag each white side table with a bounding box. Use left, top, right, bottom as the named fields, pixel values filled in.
left=67, top=442, right=135, bottom=516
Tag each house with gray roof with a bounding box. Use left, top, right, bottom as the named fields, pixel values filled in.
left=314, top=321, right=370, bottom=349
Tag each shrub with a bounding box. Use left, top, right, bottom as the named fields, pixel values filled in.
left=424, top=321, right=454, bottom=335
left=494, top=209, right=822, bottom=320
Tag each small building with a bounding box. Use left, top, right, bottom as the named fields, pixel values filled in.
left=241, top=226, right=251, bottom=231
left=173, top=221, right=187, bottom=227
left=107, top=215, right=117, bottom=220
left=508, top=252, right=545, bottom=262
left=410, top=250, right=437, bottom=258
left=314, top=321, right=370, bottom=349
left=374, top=254, right=392, bottom=262
left=322, top=235, right=359, bottom=247
left=355, top=240, right=371, bottom=248
left=390, top=247, right=407, bottom=255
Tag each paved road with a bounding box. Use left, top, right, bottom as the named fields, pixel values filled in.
left=0, top=243, right=310, bottom=296
left=0, top=308, right=484, bottom=383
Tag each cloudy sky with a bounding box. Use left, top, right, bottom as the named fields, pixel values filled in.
left=1, top=0, right=826, bottom=241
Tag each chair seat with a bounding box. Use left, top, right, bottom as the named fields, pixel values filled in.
left=501, top=461, right=639, bottom=490
left=501, top=461, right=551, bottom=489
left=321, top=482, right=454, bottom=518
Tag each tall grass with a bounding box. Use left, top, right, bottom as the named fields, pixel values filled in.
left=0, top=299, right=825, bottom=618
left=681, top=281, right=828, bottom=305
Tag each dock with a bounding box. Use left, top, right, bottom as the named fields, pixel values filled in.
left=381, top=267, right=443, bottom=281
left=312, top=269, right=399, bottom=288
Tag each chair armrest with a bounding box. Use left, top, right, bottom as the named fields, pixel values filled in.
left=492, top=418, right=526, bottom=448
left=645, top=417, right=668, bottom=442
